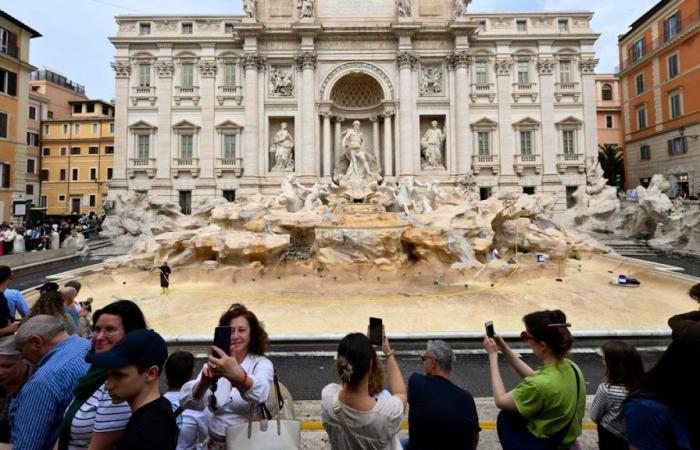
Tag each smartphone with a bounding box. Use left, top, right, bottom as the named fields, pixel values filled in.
left=213, top=326, right=232, bottom=355
left=485, top=321, right=495, bottom=338
left=369, top=317, right=383, bottom=347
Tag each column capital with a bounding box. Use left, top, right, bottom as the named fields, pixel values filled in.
left=369, top=116, right=379, bottom=122
left=448, top=51, right=471, bottom=69
left=383, top=109, right=395, bottom=117
left=495, top=57, right=513, bottom=75
left=536, top=57, right=555, bottom=75
left=198, top=59, right=218, bottom=78
left=396, top=51, right=420, bottom=70
left=578, top=57, right=599, bottom=74
left=320, top=111, right=333, bottom=118
left=154, top=60, right=175, bottom=78
left=243, top=53, right=266, bottom=71
left=335, top=116, right=345, bottom=123
left=111, top=60, right=131, bottom=78
left=295, top=51, right=318, bottom=70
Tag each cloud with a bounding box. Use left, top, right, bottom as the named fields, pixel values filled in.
left=4, top=0, right=660, bottom=99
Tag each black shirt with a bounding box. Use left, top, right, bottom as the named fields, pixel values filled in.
left=116, top=396, right=178, bottom=450
left=0, top=292, right=10, bottom=328
left=407, top=373, right=480, bottom=450
left=159, top=265, right=171, bottom=286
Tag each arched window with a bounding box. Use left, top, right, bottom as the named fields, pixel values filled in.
left=602, top=83, right=613, bottom=101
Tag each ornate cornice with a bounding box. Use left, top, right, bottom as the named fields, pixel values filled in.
left=295, top=51, right=318, bottom=70
left=243, top=53, right=266, bottom=71
left=396, top=51, right=420, bottom=70
left=578, top=57, right=599, bottom=74
left=448, top=51, right=471, bottom=69
left=198, top=59, right=218, bottom=77
left=111, top=61, right=131, bottom=78
left=536, top=58, right=555, bottom=75
left=495, top=57, right=513, bottom=75
left=154, top=60, right=175, bottom=78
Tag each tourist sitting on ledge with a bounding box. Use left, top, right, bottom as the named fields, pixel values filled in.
left=623, top=332, right=700, bottom=450
left=321, top=329, right=406, bottom=450
left=483, top=310, right=585, bottom=450
left=668, top=284, right=700, bottom=339
left=403, top=340, right=480, bottom=450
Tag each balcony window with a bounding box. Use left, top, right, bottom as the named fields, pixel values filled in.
left=516, top=20, right=527, bottom=32
left=635, top=73, right=644, bottom=95
left=667, top=137, right=687, bottom=155
left=640, top=145, right=651, bottom=161
left=475, top=61, right=488, bottom=84
left=668, top=54, right=679, bottom=78
left=632, top=38, right=645, bottom=62
left=180, top=134, right=193, bottom=159
left=139, top=23, right=151, bottom=35
left=520, top=131, right=533, bottom=155
left=517, top=61, right=529, bottom=84
left=669, top=91, right=682, bottom=119
left=223, top=63, right=237, bottom=86
left=0, top=28, right=9, bottom=55
left=137, top=134, right=150, bottom=159
left=182, top=23, right=193, bottom=34
left=637, top=106, right=647, bottom=129
left=223, top=134, right=236, bottom=158
left=181, top=63, right=194, bottom=87
left=562, top=130, right=576, bottom=154
left=559, top=60, right=571, bottom=83
left=0, top=68, right=17, bottom=96
left=477, top=131, right=490, bottom=155
left=664, top=11, right=681, bottom=42
left=602, top=83, right=613, bottom=100
left=558, top=19, right=568, bottom=32
left=139, top=64, right=151, bottom=87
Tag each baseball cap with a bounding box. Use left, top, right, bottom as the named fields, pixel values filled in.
left=36, top=282, right=59, bottom=293
left=88, top=329, right=168, bottom=370
left=0, top=335, right=20, bottom=356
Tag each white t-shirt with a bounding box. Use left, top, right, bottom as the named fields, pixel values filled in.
left=68, top=384, right=131, bottom=449
left=164, top=390, right=211, bottom=450
left=321, top=383, right=404, bottom=450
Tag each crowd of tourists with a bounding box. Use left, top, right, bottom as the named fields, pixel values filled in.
left=0, top=213, right=103, bottom=256
left=0, top=263, right=697, bottom=449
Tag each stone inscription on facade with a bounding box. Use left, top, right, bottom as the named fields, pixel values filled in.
left=419, top=0, right=441, bottom=16
left=318, top=0, right=395, bottom=18
left=269, top=0, right=294, bottom=17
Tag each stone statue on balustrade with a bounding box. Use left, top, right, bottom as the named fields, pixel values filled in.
left=269, top=123, right=295, bottom=171
left=269, top=67, right=294, bottom=96
left=454, top=0, right=472, bottom=18
left=421, top=121, right=446, bottom=169
left=298, top=0, right=314, bottom=18
left=243, top=0, right=257, bottom=19
left=396, top=0, right=411, bottom=17
left=332, top=120, right=383, bottom=201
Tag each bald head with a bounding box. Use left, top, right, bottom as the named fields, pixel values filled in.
left=61, top=286, right=77, bottom=304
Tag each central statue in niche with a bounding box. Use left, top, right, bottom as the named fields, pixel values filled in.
left=332, top=120, right=382, bottom=201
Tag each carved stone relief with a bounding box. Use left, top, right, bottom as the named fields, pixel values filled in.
left=154, top=20, right=178, bottom=31
left=118, top=22, right=136, bottom=32
left=269, top=65, right=295, bottom=96
left=420, top=65, right=444, bottom=96
left=495, top=58, right=513, bottom=75
left=112, top=61, right=131, bottom=78
left=154, top=60, right=175, bottom=78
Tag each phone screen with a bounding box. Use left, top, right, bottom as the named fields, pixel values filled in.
left=213, top=326, right=232, bottom=355
left=369, top=317, right=383, bottom=347
left=485, top=321, right=495, bottom=338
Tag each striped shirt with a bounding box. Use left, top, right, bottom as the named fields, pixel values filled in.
left=590, top=383, right=629, bottom=439
left=68, top=384, right=131, bottom=449
left=10, top=334, right=91, bottom=450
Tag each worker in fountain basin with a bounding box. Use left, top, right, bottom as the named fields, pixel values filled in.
left=159, top=262, right=171, bottom=296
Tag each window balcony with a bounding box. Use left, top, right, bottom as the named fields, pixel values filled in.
left=470, top=83, right=496, bottom=103
left=171, top=157, right=200, bottom=178
left=216, top=85, right=243, bottom=105
left=554, top=82, right=580, bottom=102
left=174, top=86, right=201, bottom=106
left=215, top=156, right=244, bottom=177
left=130, top=86, right=157, bottom=106
left=556, top=153, right=585, bottom=174
left=513, top=153, right=542, bottom=174
left=511, top=82, right=538, bottom=102
left=127, top=157, right=156, bottom=178
left=0, top=44, right=19, bottom=59
left=471, top=154, right=499, bottom=175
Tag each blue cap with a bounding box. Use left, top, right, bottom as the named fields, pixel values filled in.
left=88, top=329, right=168, bottom=369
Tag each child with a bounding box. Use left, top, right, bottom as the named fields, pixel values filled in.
left=164, top=351, right=210, bottom=450
left=590, top=340, right=645, bottom=450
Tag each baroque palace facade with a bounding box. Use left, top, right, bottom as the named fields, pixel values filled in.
left=110, top=0, right=600, bottom=212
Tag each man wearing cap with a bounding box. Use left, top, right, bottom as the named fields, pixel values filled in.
left=0, top=267, right=29, bottom=321
left=89, top=329, right=178, bottom=450
left=0, top=335, right=33, bottom=443
left=11, top=315, right=91, bottom=449
left=0, top=267, right=18, bottom=337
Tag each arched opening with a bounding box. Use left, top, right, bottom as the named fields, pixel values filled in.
left=330, top=73, right=384, bottom=111
left=601, top=83, right=613, bottom=101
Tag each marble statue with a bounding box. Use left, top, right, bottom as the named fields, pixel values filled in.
left=298, top=182, right=330, bottom=211
left=454, top=0, right=471, bottom=17
left=269, top=123, right=295, bottom=170
left=269, top=67, right=294, bottom=96
left=298, top=0, right=314, bottom=18
left=332, top=121, right=383, bottom=201
left=396, top=0, right=411, bottom=17
left=273, top=174, right=305, bottom=212
left=340, top=121, right=379, bottom=182
left=396, top=176, right=419, bottom=215
left=243, top=0, right=257, bottom=19
left=420, top=66, right=443, bottom=95
left=421, top=121, right=446, bottom=169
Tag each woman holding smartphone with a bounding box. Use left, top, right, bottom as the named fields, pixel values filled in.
left=483, top=310, right=585, bottom=449
left=180, top=303, right=273, bottom=450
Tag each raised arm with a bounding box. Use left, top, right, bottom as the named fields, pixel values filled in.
left=494, top=335, right=535, bottom=378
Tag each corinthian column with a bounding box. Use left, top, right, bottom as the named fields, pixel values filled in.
left=449, top=51, right=471, bottom=175
left=383, top=111, right=394, bottom=176
left=296, top=51, right=318, bottom=176
left=579, top=57, right=600, bottom=166
left=321, top=112, right=332, bottom=177
left=198, top=56, right=217, bottom=180
left=243, top=53, right=265, bottom=178
left=396, top=51, right=419, bottom=176
left=111, top=59, right=131, bottom=189
left=495, top=57, right=514, bottom=177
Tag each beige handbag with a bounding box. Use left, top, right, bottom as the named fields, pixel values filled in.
left=225, top=372, right=300, bottom=450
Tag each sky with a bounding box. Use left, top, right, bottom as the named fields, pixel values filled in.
left=2, top=0, right=659, bottom=101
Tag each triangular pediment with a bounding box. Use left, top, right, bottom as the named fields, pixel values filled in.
left=470, top=117, right=498, bottom=130
left=555, top=116, right=584, bottom=127
left=513, top=117, right=541, bottom=128
left=172, top=120, right=201, bottom=130
left=128, top=120, right=157, bottom=130
left=216, top=120, right=244, bottom=131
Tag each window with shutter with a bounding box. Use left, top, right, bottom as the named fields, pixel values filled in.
left=0, top=112, right=7, bottom=138
left=1, top=163, right=10, bottom=188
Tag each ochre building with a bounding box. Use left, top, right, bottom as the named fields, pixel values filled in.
left=40, top=100, right=114, bottom=215
left=618, top=0, right=700, bottom=195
